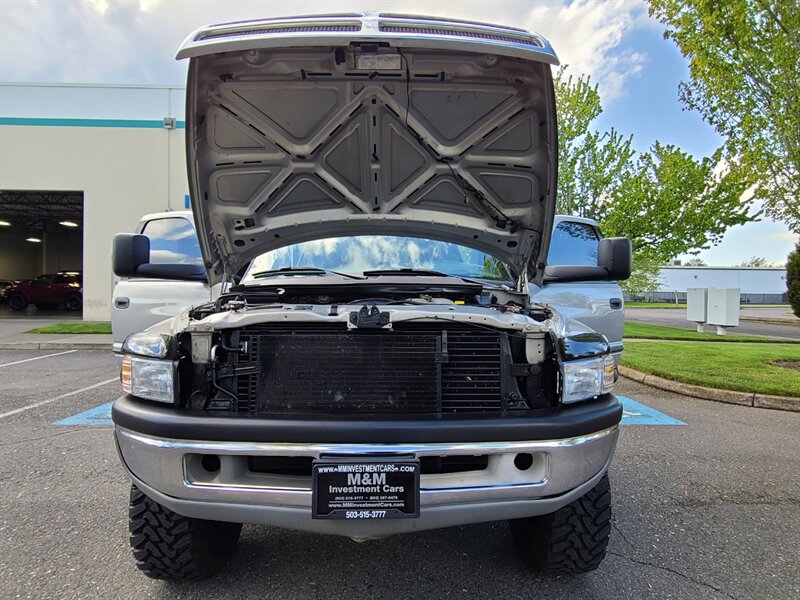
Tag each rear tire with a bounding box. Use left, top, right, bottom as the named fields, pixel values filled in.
left=509, top=473, right=611, bottom=574
left=64, top=293, right=82, bottom=311
left=7, top=293, right=27, bottom=311
left=128, top=484, right=242, bottom=580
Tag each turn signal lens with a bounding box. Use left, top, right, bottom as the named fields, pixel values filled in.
left=121, top=355, right=132, bottom=393
left=601, top=354, right=616, bottom=394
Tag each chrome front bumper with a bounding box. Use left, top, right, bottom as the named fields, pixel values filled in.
left=114, top=425, right=619, bottom=541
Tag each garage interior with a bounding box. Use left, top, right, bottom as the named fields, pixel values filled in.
left=0, top=189, right=84, bottom=286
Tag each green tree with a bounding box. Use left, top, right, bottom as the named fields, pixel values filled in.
left=554, top=70, right=757, bottom=292
left=788, top=241, right=800, bottom=317
left=555, top=70, right=635, bottom=217
left=648, top=0, right=800, bottom=232
left=737, top=256, right=772, bottom=267
left=684, top=257, right=707, bottom=266
left=602, top=143, right=754, bottom=267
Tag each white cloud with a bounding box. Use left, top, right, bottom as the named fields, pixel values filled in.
left=523, top=0, right=648, bottom=100
left=1, top=0, right=649, bottom=101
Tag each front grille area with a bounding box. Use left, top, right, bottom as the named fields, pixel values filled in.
left=234, top=323, right=512, bottom=415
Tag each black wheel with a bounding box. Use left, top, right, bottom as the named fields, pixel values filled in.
left=509, top=473, right=611, bottom=574
left=128, top=484, right=242, bottom=580
left=64, top=293, right=82, bottom=311
left=7, top=293, right=27, bottom=311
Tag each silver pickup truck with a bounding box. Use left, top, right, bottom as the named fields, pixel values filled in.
left=111, top=14, right=631, bottom=581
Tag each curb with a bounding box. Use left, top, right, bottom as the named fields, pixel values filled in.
left=740, top=316, right=800, bottom=327
left=618, top=365, right=800, bottom=413
left=0, top=342, right=111, bottom=351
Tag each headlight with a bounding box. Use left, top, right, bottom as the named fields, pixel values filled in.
left=121, top=355, right=176, bottom=403
left=561, top=354, right=615, bottom=404
left=122, top=332, right=169, bottom=358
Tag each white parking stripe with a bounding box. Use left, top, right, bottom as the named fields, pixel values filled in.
left=0, top=349, right=78, bottom=367
left=0, top=377, right=119, bottom=419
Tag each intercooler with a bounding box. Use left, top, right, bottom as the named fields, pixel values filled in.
left=234, top=323, right=514, bottom=415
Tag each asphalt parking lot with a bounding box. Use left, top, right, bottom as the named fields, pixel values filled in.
left=1, top=349, right=798, bottom=599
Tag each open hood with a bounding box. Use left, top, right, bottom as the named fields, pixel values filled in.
left=178, top=13, right=559, bottom=287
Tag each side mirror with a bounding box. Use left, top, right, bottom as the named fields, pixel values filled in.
left=113, top=233, right=207, bottom=281
left=598, top=237, right=632, bottom=281
left=544, top=237, right=632, bottom=282
left=113, top=234, right=149, bottom=277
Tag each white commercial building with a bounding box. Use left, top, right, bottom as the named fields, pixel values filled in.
left=0, top=83, right=189, bottom=320
left=641, top=266, right=789, bottom=304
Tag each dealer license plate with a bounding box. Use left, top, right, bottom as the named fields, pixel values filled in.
left=312, top=457, right=420, bottom=519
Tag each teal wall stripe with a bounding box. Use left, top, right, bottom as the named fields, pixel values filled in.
left=0, top=117, right=186, bottom=129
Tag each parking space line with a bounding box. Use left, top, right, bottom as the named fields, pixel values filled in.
left=0, top=349, right=77, bottom=367
left=54, top=401, right=113, bottom=426
left=618, top=396, right=685, bottom=426
left=0, top=377, right=119, bottom=419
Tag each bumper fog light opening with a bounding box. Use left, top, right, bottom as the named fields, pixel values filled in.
left=201, top=454, right=221, bottom=473
left=514, top=453, right=534, bottom=471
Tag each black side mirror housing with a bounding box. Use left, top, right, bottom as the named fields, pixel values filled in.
left=113, top=234, right=150, bottom=277
left=598, top=237, right=632, bottom=281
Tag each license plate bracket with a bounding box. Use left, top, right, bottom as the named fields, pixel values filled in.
left=312, top=456, right=420, bottom=519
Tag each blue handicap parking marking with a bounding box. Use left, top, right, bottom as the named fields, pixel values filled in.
left=619, top=396, right=685, bottom=426
left=56, top=396, right=683, bottom=427
left=55, top=402, right=113, bottom=426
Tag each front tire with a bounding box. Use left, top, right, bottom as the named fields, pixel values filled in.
left=509, top=473, right=611, bottom=574
left=128, top=484, right=242, bottom=580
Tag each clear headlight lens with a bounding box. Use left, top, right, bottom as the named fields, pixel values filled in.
left=122, top=332, right=169, bottom=358
left=562, top=355, right=615, bottom=404
left=121, top=355, right=176, bottom=403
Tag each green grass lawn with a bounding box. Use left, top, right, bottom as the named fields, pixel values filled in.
left=625, top=302, right=686, bottom=308
left=27, top=322, right=112, bottom=334
left=621, top=342, right=800, bottom=397
left=623, top=321, right=796, bottom=343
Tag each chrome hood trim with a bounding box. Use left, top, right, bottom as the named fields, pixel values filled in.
left=179, top=13, right=559, bottom=286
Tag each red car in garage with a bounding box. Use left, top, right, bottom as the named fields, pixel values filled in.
left=6, top=271, right=82, bottom=311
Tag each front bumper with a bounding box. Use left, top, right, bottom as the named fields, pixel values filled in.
left=113, top=396, right=621, bottom=540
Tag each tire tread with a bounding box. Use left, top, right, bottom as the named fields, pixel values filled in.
left=510, top=473, right=611, bottom=574
left=128, top=485, right=240, bottom=580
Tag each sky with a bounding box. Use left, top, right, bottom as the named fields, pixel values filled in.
left=0, top=0, right=796, bottom=266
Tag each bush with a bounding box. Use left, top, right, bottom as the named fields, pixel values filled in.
left=788, top=241, right=800, bottom=317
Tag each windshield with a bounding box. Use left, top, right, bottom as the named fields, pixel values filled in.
left=243, top=236, right=510, bottom=281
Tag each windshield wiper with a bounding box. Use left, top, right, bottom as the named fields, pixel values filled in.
left=251, top=267, right=364, bottom=280
left=361, top=268, right=451, bottom=277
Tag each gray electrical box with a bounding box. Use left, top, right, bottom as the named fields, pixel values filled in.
left=707, top=288, right=740, bottom=328
left=686, top=288, right=708, bottom=324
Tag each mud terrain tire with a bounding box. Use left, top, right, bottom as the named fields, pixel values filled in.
left=129, top=484, right=242, bottom=580
left=509, top=473, right=611, bottom=574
